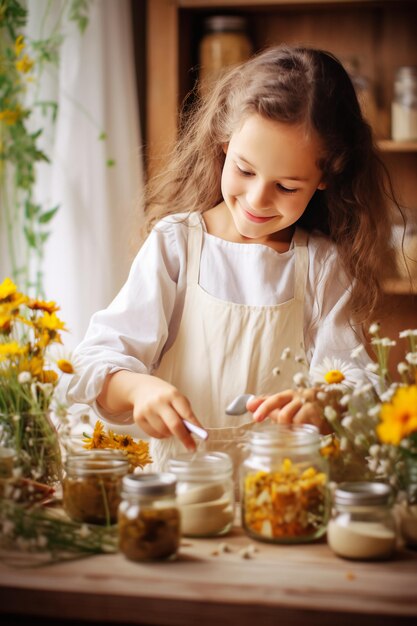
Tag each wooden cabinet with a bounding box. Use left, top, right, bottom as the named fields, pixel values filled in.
left=145, top=0, right=416, bottom=356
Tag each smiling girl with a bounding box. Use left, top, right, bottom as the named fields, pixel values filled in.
left=68, top=45, right=398, bottom=470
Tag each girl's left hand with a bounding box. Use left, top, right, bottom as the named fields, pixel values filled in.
left=246, top=389, right=332, bottom=435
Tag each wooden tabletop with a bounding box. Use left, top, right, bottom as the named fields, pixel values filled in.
left=1, top=524, right=417, bottom=626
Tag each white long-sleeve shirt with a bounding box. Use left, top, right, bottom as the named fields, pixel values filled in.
left=67, top=213, right=373, bottom=421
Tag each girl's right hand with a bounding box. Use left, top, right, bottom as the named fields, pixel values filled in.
left=129, top=375, right=201, bottom=451
left=98, top=371, right=201, bottom=451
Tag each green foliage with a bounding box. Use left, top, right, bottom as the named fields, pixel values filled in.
left=0, top=0, right=91, bottom=297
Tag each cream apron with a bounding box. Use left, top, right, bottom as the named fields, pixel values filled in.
left=149, top=213, right=309, bottom=473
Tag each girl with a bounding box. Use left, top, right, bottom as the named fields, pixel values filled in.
left=67, top=45, right=397, bottom=470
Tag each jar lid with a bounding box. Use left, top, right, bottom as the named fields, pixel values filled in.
left=65, top=450, right=129, bottom=475
left=204, top=15, right=247, bottom=33
left=122, top=472, right=177, bottom=496
left=168, top=451, right=233, bottom=480
left=248, top=423, right=320, bottom=450
left=333, top=481, right=392, bottom=506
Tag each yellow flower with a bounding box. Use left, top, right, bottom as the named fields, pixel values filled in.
left=36, top=311, right=67, bottom=332
left=28, top=298, right=60, bottom=314
left=324, top=369, right=345, bottom=385
left=41, top=370, right=58, bottom=384
left=83, top=420, right=109, bottom=449
left=377, top=385, right=417, bottom=445
left=0, top=277, right=18, bottom=301
left=15, top=54, right=34, bottom=74
left=57, top=359, right=74, bottom=374
left=0, top=109, right=21, bottom=125
left=17, top=356, right=44, bottom=379
left=0, top=307, right=13, bottom=332
left=15, top=35, right=25, bottom=56
left=0, top=341, right=25, bottom=359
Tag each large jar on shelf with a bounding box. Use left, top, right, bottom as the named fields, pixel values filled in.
left=241, top=424, right=330, bottom=544
left=199, top=15, right=252, bottom=97
left=168, top=451, right=234, bottom=537
left=391, top=66, right=417, bottom=141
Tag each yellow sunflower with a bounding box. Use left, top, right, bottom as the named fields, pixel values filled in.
left=28, top=298, right=60, bottom=314
left=377, top=385, right=417, bottom=446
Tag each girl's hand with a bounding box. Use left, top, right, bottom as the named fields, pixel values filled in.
left=98, top=371, right=202, bottom=451
left=130, top=376, right=202, bottom=451
left=246, top=388, right=332, bottom=435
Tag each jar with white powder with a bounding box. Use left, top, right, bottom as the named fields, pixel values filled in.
left=327, top=482, right=397, bottom=560
left=168, top=451, right=234, bottom=537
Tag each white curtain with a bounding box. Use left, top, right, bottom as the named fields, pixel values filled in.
left=28, top=0, right=143, bottom=350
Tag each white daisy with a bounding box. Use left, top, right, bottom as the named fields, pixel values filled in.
left=310, top=357, right=355, bottom=391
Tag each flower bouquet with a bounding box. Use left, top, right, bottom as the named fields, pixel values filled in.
left=0, top=277, right=73, bottom=487
left=283, top=325, right=417, bottom=546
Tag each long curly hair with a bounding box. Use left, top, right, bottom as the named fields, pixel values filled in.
left=145, top=45, right=400, bottom=323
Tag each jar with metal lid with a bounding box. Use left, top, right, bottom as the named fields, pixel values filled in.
left=327, top=481, right=397, bottom=560
left=168, top=451, right=234, bottom=537
left=199, top=15, right=252, bottom=96
left=118, top=473, right=180, bottom=562
left=391, top=66, right=417, bottom=141
left=241, top=424, right=330, bottom=543
left=62, top=450, right=129, bottom=525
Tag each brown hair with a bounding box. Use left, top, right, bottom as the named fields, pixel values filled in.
left=145, top=45, right=401, bottom=323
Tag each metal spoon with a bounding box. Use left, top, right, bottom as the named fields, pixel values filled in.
left=225, top=394, right=255, bottom=416
left=183, top=419, right=209, bottom=440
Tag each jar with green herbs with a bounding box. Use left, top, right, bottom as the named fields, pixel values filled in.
left=168, top=451, right=234, bottom=537
left=241, top=424, right=330, bottom=543
left=118, top=473, right=180, bottom=562
left=62, top=450, right=129, bottom=524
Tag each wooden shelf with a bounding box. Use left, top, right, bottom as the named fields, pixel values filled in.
left=378, top=140, right=417, bottom=153
left=383, top=278, right=417, bottom=295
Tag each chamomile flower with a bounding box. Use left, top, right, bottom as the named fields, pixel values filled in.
left=310, top=357, right=355, bottom=391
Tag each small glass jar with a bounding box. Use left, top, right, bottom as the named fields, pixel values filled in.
left=241, top=424, right=329, bottom=544
left=118, top=473, right=180, bottom=562
left=391, top=66, right=417, bottom=141
left=327, top=482, right=397, bottom=560
left=168, top=451, right=234, bottom=537
left=199, top=15, right=252, bottom=96
left=62, top=450, right=129, bottom=524
left=0, top=447, right=16, bottom=479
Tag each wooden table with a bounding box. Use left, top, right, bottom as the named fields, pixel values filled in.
left=0, top=525, right=416, bottom=626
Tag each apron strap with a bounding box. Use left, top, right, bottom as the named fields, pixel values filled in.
left=293, top=227, right=309, bottom=304
left=186, top=212, right=204, bottom=286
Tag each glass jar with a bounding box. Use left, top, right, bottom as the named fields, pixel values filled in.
left=400, top=456, right=417, bottom=548
left=199, top=15, right=252, bottom=96
left=62, top=450, right=129, bottom=525
left=391, top=66, right=417, bottom=141
left=168, top=451, right=234, bottom=537
left=327, top=481, right=397, bottom=560
left=241, top=424, right=329, bottom=544
left=118, top=473, right=180, bottom=562
left=0, top=447, right=16, bottom=479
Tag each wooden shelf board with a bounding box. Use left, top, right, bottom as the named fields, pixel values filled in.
left=383, top=278, right=417, bottom=294
left=378, top=140, right=417, bottom=153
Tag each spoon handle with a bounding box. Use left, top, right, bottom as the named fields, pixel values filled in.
left=225, top=394, right=255, bottom=416
left=183, top=419, right=209, bottom=440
